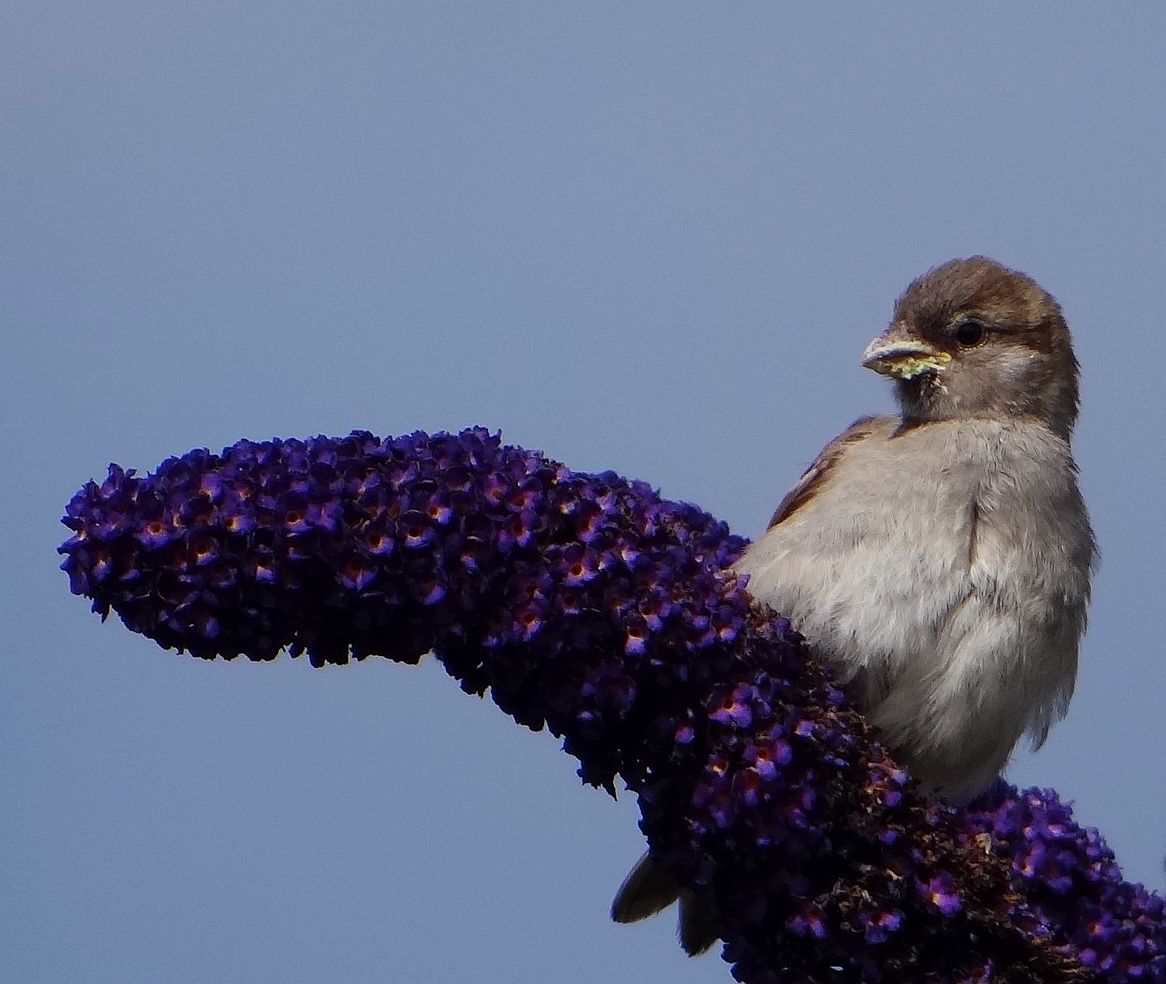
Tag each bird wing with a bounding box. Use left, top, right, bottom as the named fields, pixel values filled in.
left=766, top=415, right=892, bottom=528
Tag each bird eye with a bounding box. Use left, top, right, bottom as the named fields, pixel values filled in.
left=952, top=319, right=986, bottom=347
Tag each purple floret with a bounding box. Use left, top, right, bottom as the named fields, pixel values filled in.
left=60, top=427, right=1164, bottom=983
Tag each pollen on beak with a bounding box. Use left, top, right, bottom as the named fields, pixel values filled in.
left=861, top=336, right=951, bottom=379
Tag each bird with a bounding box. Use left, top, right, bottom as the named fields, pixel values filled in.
left=610, top=256, right=1097, bottom=956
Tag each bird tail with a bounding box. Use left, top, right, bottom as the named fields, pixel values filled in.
left=610, top=852, right=719, bottom=956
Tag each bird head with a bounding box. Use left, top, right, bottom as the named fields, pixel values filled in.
left=862, top=257, right=1079, bottom=439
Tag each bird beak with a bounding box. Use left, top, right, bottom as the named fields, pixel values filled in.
left=861, top=331, right=951, bottom=379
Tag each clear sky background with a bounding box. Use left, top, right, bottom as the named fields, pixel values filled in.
left=4, top=5, right=1165, bottom=983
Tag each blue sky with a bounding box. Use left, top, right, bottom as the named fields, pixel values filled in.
left=4, top=5, right=1165, bottom=982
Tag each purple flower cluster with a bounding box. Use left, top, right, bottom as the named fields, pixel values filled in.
left=966, top=785, right=1165, bottom=982
left=60, top=428, right=1163, bottom=983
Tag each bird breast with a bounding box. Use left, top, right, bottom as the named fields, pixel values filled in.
left=734, top=417, right=1094, bottom=800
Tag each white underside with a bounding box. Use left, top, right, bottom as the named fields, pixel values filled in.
left=734, top=416, right=1094, bottom=801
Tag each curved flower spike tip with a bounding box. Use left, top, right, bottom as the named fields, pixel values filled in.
left=60, top=428, right=1164, bottom=983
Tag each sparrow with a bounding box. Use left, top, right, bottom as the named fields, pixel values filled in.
left=611, top=256, right=1097, bottom=956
